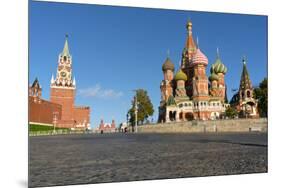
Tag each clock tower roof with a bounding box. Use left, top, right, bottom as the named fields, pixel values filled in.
left=61, top=34, right=71, bottom=57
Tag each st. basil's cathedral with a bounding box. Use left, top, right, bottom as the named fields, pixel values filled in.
left=158, top=20, right=259, bottom=123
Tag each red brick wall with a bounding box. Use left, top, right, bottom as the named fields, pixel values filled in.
left=29, top=96, right=62, bottom=125
left=50, top=87, right=75, bottom=121
left=74, top=106, right=90, bottom=128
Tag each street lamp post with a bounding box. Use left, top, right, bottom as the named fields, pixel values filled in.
left=133, top=90, right=138, bottom=133
left=53, top=112, right=58, bottom=134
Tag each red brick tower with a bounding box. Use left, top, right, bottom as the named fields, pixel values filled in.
left=209, top=48, right=227, bottom=102
left=181, top=20, right=197, bottom=97
left=191, top=47, right=210, bottom=120
left=29, top=78, right=42, bottom=103
left=50, top=35, right=76, bottom=127
left=160, top=55, right=175, bottom=102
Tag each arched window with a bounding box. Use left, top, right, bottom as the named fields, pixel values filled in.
left=63, top=56, right=67, bottom=61
left=247, top=90, right=251, bottom=98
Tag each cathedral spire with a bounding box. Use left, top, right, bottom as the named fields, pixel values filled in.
left=216, top=47, right=220, bottom=58
left=239, top=56, right=252, bottom=90
left=62, top=34, right=70, bottom=57
left=184, top=19, right=197, bottom=64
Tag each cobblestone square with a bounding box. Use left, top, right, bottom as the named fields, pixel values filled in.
left=29, top=133, right=267, bottom=187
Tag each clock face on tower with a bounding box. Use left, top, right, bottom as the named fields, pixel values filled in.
left=60, top=71, right=67, bottom=77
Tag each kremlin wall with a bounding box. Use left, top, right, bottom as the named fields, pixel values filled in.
left=29, top=36, right=90, bottom=130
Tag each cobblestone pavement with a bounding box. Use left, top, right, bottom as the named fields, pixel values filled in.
left=29, top=132, right=267, bottom=187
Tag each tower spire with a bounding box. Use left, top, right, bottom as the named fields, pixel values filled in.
left=187, top=19, right=193, bottom=36
left=216, top=47, right=220, bottom=58
left=239, top=56, right=252, bottom=90
left=62, top=34, right=70, bottom=57
left=51, top=74, right=55, bottom=84
left=184, top=19, right=197, bottom=63
left=73, top=77, right=76, bottom=86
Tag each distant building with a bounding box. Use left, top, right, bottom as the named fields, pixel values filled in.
left=98, top=119, right=116, bottom=133
left=230, top=57, right=259, bottom=118
left=29, top=35, right=91, bottom=129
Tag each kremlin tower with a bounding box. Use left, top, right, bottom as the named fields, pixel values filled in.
left=49, top=35, right=91, bottom=129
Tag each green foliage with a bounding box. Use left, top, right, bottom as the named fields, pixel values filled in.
left=128, top=89, right=154, bottom=125
left=254, top=78, right=268, bottom=117
left=225, top=106, right=238, bottom=119
left=29, top=124, right=69, bottom=132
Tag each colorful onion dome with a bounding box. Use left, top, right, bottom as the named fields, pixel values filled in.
left=162, top=57, right=175, bottom=72
left=209, top=73, right=219, bottom=82
left=191, top=48, right=208, bottom=66
left=174, top=69, right=188, bottom=81
left=210, top=49, right=227, bottom=74
left=210, top=57, right=227, bottom=74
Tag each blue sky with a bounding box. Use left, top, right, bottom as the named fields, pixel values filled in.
left=29, top=1, right=267, bottom=128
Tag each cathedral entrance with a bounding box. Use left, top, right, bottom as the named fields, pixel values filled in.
left=210, top=112, right=220, bottom=120
left=179, top=112, right=183, bottom=121
left=185, top=113, right=194, bottom=121
left=169, top=111, right=176, bottom=121
left=245, top=101, right=256, bottom=117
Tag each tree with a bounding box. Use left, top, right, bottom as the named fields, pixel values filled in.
left=225, top=106, right=238, bottom=119
left=254, top=78, right=268, bottom=117
left=128, top=89, right=154, bottom=125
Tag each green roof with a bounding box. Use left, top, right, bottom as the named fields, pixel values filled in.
left=167, top=95, right=176, bottom=106
left=174, top=69, right=188, bottom=81
left=209, top=73, right=219, bottom=82
left=61, top=35, right=71, bottom=57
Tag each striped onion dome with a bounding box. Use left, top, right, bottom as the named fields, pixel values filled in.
left=190, top=48, right=208, bottom=66
left=162, top=57, right=175, bottom=72
left=174, top=69, right=188, bottom=81
left=209, top=73, right=219, bottom=82
left=210, top=57, right=227, bottom=74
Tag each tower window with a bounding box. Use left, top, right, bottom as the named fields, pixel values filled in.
left=63, top=56, right=67, bottom=61
left=247, top=90, right=251, bottom=98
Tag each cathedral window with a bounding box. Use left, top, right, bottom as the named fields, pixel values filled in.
left=247, top=90, right=251, bottom=98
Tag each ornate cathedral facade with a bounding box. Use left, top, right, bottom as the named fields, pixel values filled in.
left=158, top=20, right=258, bottom=123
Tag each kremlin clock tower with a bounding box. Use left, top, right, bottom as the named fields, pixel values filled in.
left=50, top=35, right=90, bottom=128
